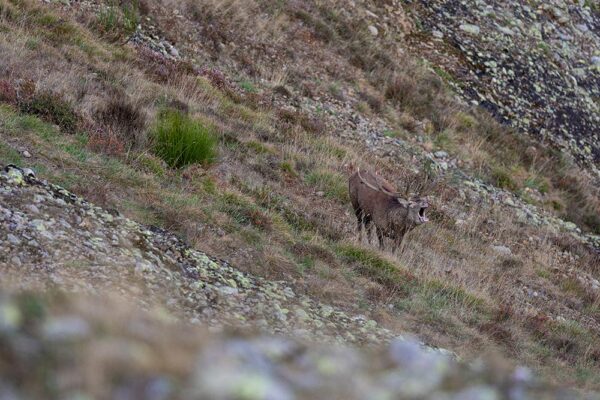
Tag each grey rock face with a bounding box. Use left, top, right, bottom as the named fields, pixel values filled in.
left=413, top=0, right=600, bottom=172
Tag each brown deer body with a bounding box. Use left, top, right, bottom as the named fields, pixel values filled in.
left=348, top=169, right=429, bottom=253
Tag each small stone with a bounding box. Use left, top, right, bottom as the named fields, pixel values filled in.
left=294, top=307, right=309, bottom=321
left=432, top=30, right=444, bottom=39
left=0, top=303, right=21, bottom=332
left=43, top=316, right=91, bottom=341
left=491, top=245, right=512, bottom=256
left=6, top=234, right=21, bottom=245
left=25, top=204, right=40, bottom=214
left=454, top=386, right=499, bottom=400
left=591, top=56, right=600, bottom=66
left=22, top=150, right=31, bottom=158
left=368, top=25, right=378, bottom=36
left=459, top=24, right=480, bottom=35
left=10, top=256, right=21, bottom=267
left=321, top=305, right=334, bottom=318
left=434, top=150, right=448, bottom=159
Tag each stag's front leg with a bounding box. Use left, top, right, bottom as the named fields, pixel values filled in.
left=377, top=229, right=385, bottom=251
left=391, top=233, right=405, bottom=255
left=364, top=215, right=373, bottom=245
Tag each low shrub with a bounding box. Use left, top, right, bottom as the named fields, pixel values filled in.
left=151, top=110, right=218, bottom=168
left=19, top=91, right=79, bottom=134
left=0, top=79, right=17, bottom=104
left=97, top=96, right=147, bottom=149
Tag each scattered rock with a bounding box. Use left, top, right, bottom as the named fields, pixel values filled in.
left=459, top=24, right=481, bottom=35
left=491, top=245, right=512, bottom=256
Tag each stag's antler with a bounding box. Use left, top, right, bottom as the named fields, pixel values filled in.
left=357, top=168, right=404, bottom=198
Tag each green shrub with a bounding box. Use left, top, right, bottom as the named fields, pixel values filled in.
left=152, top=110, right=218, bottom=168
left=491, top=164, right=517, bottom=191
left=19, top=92, right=79, bottom=134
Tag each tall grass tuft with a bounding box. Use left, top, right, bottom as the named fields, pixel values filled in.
left=152, top=110, right=218, bottom=168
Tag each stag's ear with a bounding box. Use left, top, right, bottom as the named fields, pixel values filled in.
left=396, top=198, right=410, bottom=207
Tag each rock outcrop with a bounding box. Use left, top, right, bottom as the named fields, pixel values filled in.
left=410, top=0, right=600, bottom=174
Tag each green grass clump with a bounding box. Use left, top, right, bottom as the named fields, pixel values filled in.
left=96, top=0, right=139, bottom=39
left=239, top=80, right=258, bottom=93
left=305, top=170, right=348, bottom=202
left=335, top=244, right=409, bottom=289
left=152, top=110, right=218, bottom=168
left=490, top=164, right=517, bottom=191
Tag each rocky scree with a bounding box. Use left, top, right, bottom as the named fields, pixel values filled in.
left=408, top=0, right=600, bottom=174
left=0, top=164, right=403, bottom=345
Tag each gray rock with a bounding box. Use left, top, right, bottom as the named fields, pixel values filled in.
left=432, top=30, right=444, bottom=39
left=10, top=256, right=21, bottom=267
left=6, top=234, right=21, bottom=246
left=491, top=245, right=512, bottom=256
left=459, top=24, right=480, bottom=35
left=43, top=316, right=91, bottom=341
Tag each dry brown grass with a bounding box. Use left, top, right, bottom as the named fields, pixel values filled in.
left=1, top=0, right=600, bottom=391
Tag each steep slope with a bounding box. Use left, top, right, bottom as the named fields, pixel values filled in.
left=0, top=0, right=600, bottom=393
left=406, top=0, right=600, bottom=170
left=0, top=165, right=395, bottom=344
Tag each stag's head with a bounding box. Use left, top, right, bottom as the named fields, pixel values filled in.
left=357, top=168, right=430, bottom=225
left=399, top=196, right=429, bottom=225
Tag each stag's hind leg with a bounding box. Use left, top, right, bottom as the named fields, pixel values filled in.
left=354, top=208, right=364, bottom=242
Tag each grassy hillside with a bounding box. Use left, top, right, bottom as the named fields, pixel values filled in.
left=1, top=0, right=599, bottom=391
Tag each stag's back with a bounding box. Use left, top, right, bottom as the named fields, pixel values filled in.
left=348, top=170, right=398, bottom=218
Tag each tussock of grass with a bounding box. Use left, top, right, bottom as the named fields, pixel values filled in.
left=218, top=192, right=272, bottom=231
left=305, top=170, right=348, bottom=202
left=335, top=244, right=410, bottom=289
left=96, top=0, right=140, bottom=39
left=152, top=110, right=218, bottom=168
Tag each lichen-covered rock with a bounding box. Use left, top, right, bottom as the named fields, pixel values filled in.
left=0, top=290, right=589, bottom=399
left=0, top=165, right=398, bottom=346
left=410, top=0, right=600, bottom=173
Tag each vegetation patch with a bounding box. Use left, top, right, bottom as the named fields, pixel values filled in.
left=18, top=91, right=79, bottom=134
left=152, top=110, right=219, bottom=168
left=96, top=96, right=147, bottom=150
left=335, top=244, right=413, bottom=291
left=305, top=170, right=348, bottom=202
